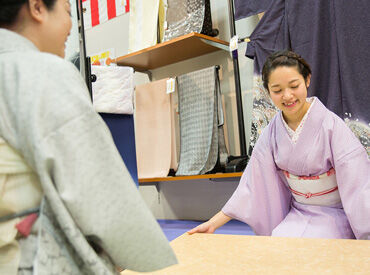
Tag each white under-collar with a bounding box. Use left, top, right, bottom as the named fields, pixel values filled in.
left=281, top=97, right=316, bottom=144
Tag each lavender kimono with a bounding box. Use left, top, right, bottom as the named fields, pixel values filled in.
left=222, top=98, right=370, bottom=239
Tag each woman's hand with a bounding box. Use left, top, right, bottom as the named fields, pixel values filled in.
left=187, top=211, right=232, bottom=235
left=187, top=221, right=216, bottom=235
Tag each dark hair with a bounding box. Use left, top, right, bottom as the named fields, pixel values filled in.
left=0, top=0, right=57, bottom=26
left=262, top=50, right=312, bottom=91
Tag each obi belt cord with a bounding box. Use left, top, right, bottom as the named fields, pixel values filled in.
left=245, top=0, right=370, bottom=155
left=91, top=66, right=134, bottom=114
left=129, top=0, right=160, bottom=53
left=176, top=66, right=228, bottom=176
left=135, top=78, right=179, bottom=178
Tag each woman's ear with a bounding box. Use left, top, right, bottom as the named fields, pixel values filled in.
left=28, top=0, right=47, bottom=23
left=306, top=74, right=311, bottom=88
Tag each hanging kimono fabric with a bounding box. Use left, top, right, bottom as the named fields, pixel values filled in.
left=244, top=0, right=370, bottom=154
left=233, top=0, right=273, bottom=20
left=222, top=98, right=370, bottom=239
left=100, top=114, right=139, bottom=186
left=91, top=65, right=134, bottom=114
left=135, top=79, right=179, bottom=178
left=128, top=0, right=160, bottom=53
left=91, top=65, right=138, bottom=185
left=176, top=66, right=228, bottom=176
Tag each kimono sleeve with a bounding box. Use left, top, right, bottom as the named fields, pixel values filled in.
left=14, top=58, right=177, bottom=271
left=331, top=116, right=370, bottom=240
left=222, top=129, right=291, bottom=236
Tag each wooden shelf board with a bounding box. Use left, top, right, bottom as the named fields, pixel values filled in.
left=138, top=172, right=243, bottom=183
left=115, top=32, right=229, bottom=71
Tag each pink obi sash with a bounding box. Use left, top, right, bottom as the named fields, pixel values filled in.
left=283, top=168, right=341, bottom=206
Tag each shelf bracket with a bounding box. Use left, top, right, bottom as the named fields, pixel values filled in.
left=136, top=70, right=152, bottom=81
left=200, top=38, right=229, bottom=52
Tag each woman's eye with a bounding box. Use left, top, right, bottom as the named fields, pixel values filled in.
left=272, top=90, right=281, bottom=93
left=291, top=85, right=299, bottom=89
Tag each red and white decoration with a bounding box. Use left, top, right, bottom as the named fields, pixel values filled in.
left=82, top=0, right=130, bottom=29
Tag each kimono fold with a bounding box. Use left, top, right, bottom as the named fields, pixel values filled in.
left=245, top=0, right=370, bottom=154
left=135, top=79, right=178, bottom=178
left=176, top=66, right=228, bottom=176
left=223, top=98, right=370, bottom=239
left=92, top=65, right=134, bottom=114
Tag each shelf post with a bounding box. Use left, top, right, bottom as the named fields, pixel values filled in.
left=227, top=0, right=247, bottom=156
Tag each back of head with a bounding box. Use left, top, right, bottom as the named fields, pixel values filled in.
left=0, top=0, right=57, bottom=27
left=262, top=50, right=312, bottom=91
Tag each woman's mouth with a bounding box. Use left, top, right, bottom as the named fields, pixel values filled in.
left=283, top=100, right=298, bottom=108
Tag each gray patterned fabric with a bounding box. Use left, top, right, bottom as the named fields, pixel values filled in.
left=176, top=66, right=228, bottom=175
left=163, top=0, right=205, bottom=42
left=0, top=29, right=177, bottom=274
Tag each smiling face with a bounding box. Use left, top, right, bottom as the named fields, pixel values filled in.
left=40, top=0, right=72, bottom=57
left=267, top=66, right=311, bottom=123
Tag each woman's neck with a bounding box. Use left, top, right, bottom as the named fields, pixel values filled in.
left=283, top=101, right=311, bottom=131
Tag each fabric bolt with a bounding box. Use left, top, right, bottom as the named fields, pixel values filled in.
left=100, top=114, right=139, bottom=186
left=135, top=79, right=176, bottom=178
left=158, top=0, right=167, bottom=43
left=245, top=0, right=370, bottom=154
left=234, top=0, right=273, bottom=20
left=92, top=65, right=134, bottom=114
left=0, top=29, right=177, bottom=274
left=128, top=0, right=160, bottom=53
left=163, top=0, right=205, bottom=42
left=222, top=98, right=370, bottom=239
left=176, top=66, right=228, bottom=176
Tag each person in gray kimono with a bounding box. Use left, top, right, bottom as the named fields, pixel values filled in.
left=0, top=0, right=177, bottom=274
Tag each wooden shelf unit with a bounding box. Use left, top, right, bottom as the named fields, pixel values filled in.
left=115, top=32, right=229, bottom=71
left=138, top=172, right=243, bottom=183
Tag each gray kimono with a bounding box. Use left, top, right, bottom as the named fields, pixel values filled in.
left=0, top=29, right=177, bottom=274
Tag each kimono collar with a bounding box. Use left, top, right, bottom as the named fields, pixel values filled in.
left=274, top=97, right=328, bottom=174
left=0, top=28, right=39, bottom=54
left=277, top=96, right=326, bottom=135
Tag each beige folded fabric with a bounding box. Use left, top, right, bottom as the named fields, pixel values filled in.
left=135, top=79, right=178, bottom=178
left=128, top=0, right=160, bottom=53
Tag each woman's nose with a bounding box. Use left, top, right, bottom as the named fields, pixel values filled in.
left=282, top=88, right=293, bottom=100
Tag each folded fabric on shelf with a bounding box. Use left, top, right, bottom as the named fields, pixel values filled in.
left=163, top=0, right=205, bottom=42
left=176, top=66, right=228, bottom=176
left=135, top=79, right=179, bottom=178
left=92, top=65, right=134, bottom=114
left=129, top=0, right=160, bottom=52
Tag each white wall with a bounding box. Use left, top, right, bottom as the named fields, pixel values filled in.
left=85, top=1, right=258, bottom=220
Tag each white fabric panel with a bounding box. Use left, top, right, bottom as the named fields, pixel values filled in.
left=92, top=65, right=134, bottom=114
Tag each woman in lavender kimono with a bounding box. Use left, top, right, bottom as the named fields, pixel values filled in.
left=189, top=51, right=370, bottom=239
